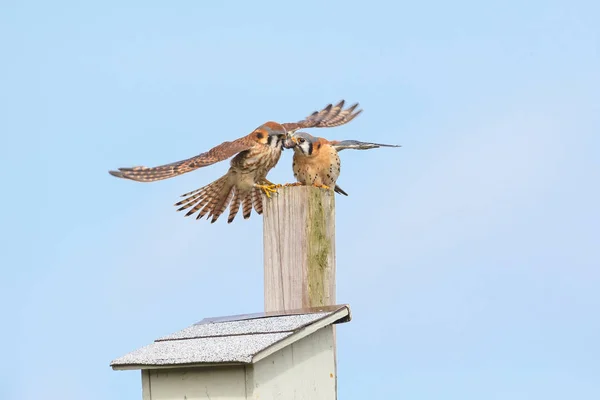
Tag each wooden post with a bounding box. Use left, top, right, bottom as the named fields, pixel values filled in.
left=263, top=186, right=336, bottom=312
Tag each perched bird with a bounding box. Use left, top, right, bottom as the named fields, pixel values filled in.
left=109, top=100, right=362, bottom=223
left=283, top=132, right=400, bottom=196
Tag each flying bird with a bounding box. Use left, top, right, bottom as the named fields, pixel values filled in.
left=283, top=131, right=400, bottom=196
left=109, top=100, right=362, bottom=223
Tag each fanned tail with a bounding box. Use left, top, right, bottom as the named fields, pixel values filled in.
left=175, top=175, right=264, bottom=224
left=174, top=175, right=235, bottom=223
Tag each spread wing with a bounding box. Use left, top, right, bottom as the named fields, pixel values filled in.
left=282, top=100, right=362, bottom=132
left=330, top=140, right=401, bottom=152
left=109, top=138, right=254, bottom=182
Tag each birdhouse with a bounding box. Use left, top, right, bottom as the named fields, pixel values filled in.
left=111, top=304, right=351, bottom=400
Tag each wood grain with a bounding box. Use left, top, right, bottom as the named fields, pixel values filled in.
left=263, top=186, right=336, bottom=313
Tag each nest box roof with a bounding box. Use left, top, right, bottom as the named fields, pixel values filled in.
left=110, top=304, right=351, bottom=370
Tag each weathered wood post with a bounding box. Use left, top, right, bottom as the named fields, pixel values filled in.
left=111, top=185, right=346, bottom=400
left=263, top=185, right=336, bottom=312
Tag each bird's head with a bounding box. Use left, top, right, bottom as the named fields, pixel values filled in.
left=284, top=131, right=320, bottom=156
left=254, top=121, right=287, bottom=149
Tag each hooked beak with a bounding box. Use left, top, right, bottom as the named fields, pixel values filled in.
left=283, top=132, right=298, bottom=149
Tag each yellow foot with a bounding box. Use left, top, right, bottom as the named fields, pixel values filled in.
left=312, top=183, right=332, bottom=190
left=255, top=183, right=280, bottom=198
left=262, top=179, right=282, bottom=187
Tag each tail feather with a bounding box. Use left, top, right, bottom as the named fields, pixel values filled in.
left=187, top=178, right=227, bottom=217
left=252, top=188, right=264, bottom=215
left=173, top=175, right=269, bottom=223
left=334, top=184, right=348, bottom=196
left=227, top=191, right=243, bottom=223
left=196, top=179, right=231, bottom=220
left=175, top=188, right=210, bottom=213
left=196, top=201, right=214, bottom=219
left=175, top=192, right=206, bottom=210
left=180, top=186, right=203, bottom=197
left=242, top=193, right=253, bottom=219
left=173, top=176, right=234, bottom=222
left=175, top=187, right=211, bottom=210
left=191, top=182, right=223, bottom=219
left=208, top=186, right=236, bottom=223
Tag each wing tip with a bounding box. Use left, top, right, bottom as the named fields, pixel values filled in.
left=371, top=142, right=402, bottom=149
left=108, top=170, right=124, bottom=178
left=334, top=185, right=349, bottom=196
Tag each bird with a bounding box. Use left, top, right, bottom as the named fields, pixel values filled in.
left=109, top=100, right=363, bottom=223
left=283, top=131, right=400, bottom=196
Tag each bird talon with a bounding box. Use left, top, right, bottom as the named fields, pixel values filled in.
left=312, top=183, right=332, bottom=191
left=255, top=183, right=280, bottom=198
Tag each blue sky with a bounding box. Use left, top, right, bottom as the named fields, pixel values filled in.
left=2, top=1, right=599, bottom=399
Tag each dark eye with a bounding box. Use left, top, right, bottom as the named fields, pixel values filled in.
left=299, top=138, right=306, bottom=144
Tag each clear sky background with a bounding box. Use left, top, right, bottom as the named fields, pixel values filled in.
left=2, top=1, right=599, bottom=399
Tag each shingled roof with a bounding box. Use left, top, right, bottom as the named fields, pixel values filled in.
left=111, top=304, right=351, bottom=370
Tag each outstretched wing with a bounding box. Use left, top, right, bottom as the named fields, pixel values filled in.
left=109, top=138, right=254, bottom=182
left=330, top=140, right=401, bottom=152
left=282, top=100, right=362, bottom=132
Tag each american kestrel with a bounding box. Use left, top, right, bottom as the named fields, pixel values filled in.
left=283, top=131, right=400, bottom=196
left=109, top=101, right=362, bottom=223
